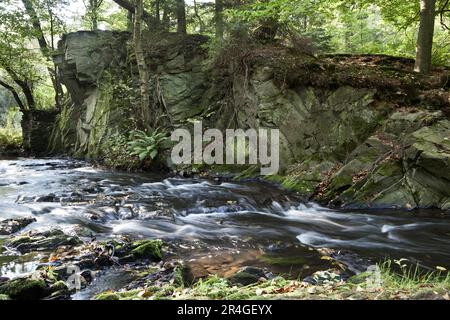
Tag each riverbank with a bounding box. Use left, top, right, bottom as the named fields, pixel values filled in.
left=1, top=231, right=449, bottom=300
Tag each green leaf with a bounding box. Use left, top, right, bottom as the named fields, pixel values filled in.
left=150, top=149, right=158, bottom=159
left=138, top=151, right=148, bottom=161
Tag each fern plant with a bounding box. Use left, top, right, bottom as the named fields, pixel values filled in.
left=127, top=129, right=168, bottom=162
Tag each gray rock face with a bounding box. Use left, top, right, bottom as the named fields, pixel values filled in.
left=50, top=31, right=208, bottom=158
left=237, top=73, right=380, bottom=170
left=320, top=112, right=450, bottom=210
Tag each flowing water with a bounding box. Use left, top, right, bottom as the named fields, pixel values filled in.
left=1, top=158, right=450, bottom=295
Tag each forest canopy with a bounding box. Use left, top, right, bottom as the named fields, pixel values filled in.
left=0, top=0, right=449, bottom=113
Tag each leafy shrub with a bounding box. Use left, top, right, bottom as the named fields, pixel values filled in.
left=127, top=129, right=168, bottom=162
left=0, top=127, right=22, bottom=152
left=101, top=132, right=137, bottom=169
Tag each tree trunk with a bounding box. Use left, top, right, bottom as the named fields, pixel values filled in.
left=162, top=4, right=170, bottom=32
left=176, top=0, right=187, bottom=34
left=155, top=0, right=161, bottom=25
left=21, top=0, right=63, bottom=109
left=92, top=13, right=98, bottom=30
left=127, top=11, right=133, bottom=31
left=133, top=0, right=151, bottom=130
left=414, top=0, right=436, bottom=74
left=215, top=0, right=224, bottom=39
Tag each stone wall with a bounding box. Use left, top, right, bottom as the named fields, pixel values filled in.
left=22, top=110, right=58, bottom=155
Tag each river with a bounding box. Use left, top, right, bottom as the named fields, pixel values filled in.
left=1, top=158, right=449, bottom=298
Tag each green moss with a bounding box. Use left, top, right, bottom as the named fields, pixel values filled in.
left=346, top=272, right=372, bottom=285
left=94, top=291, right=121, bottom=300
left=376, top=161, right=402, bottom=177
left=258, top=254, right=306, bottom=266
left=264, top=174, right=316, bottom=194
left=172, top=265, right=186, bottom=287
left=6, top=236, right=31, bottom=247
left=49, top=281, right=68, bottom=292
left=131, top=239, right=163, bottom=261
left=0, top=278, right=47, bottom=300
left=153, top=285, right=177, bottom=299
left=0, top=294, right=10, bottom=300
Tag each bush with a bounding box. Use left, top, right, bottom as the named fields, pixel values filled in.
left=0, top=127, right=22, bottom=153
left=101, top=129, right=168, bottom=170
left=127, top=129, right=168, bottom=162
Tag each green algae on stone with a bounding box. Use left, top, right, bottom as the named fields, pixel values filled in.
left=130, top=239, right=163, bottom=261
left=258, top=254, right=307, bottom=266
left=0, top=278, right=47, bottom=300
left=94, top=291, right=121, bottom=300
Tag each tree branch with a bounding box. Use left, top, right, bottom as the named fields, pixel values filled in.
left=0, top=79, right=27, bottom=112
left=112, top=0, right=158, bottom=28
left=439, top=0, right=450, bottom=30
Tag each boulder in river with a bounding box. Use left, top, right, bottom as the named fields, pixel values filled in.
left=0, top=276, right=70, bottom=300
left=0, top=217, right=36, bottom=235
left=0, top=278, right=47, bottom=300
left=117, top=239, right=164, bottom=263
left=227, top=266, right=272, bottom=286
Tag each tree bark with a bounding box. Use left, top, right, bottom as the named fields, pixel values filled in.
left=127, top=11, right=134, bottom=31
left=133, top=0, right=151, bottom=130
left=176, top=0, right=187, bottom=34
left=155, top=0, right=161, bottom=25
left=162, top=3, right=170, bottom=32
left=414, top=0, right=436, bottom=74
left=215, top=0, right=224, bottom=39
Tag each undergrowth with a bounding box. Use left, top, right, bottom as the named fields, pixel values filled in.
left=94, top=259, right=450, bottom=300
left=0, top=127, right=22, bottom=153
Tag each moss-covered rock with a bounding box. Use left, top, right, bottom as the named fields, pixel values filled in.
left=94, top=291, right=121, bottom=300
left=116, top=239, right=164, bottom=263
left=314, top=113, right=450, bottom=209
left=130, top=239, right=163, bottom=261
left=0, top=278, right=47, bottom=300
left=4, top=229, right=83, bottom=254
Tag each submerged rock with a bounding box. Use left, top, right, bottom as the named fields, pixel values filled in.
left=0, top=217, right=36, bottom=235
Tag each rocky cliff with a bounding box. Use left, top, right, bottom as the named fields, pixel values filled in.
left=49, top=31, right=450, bottom=211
